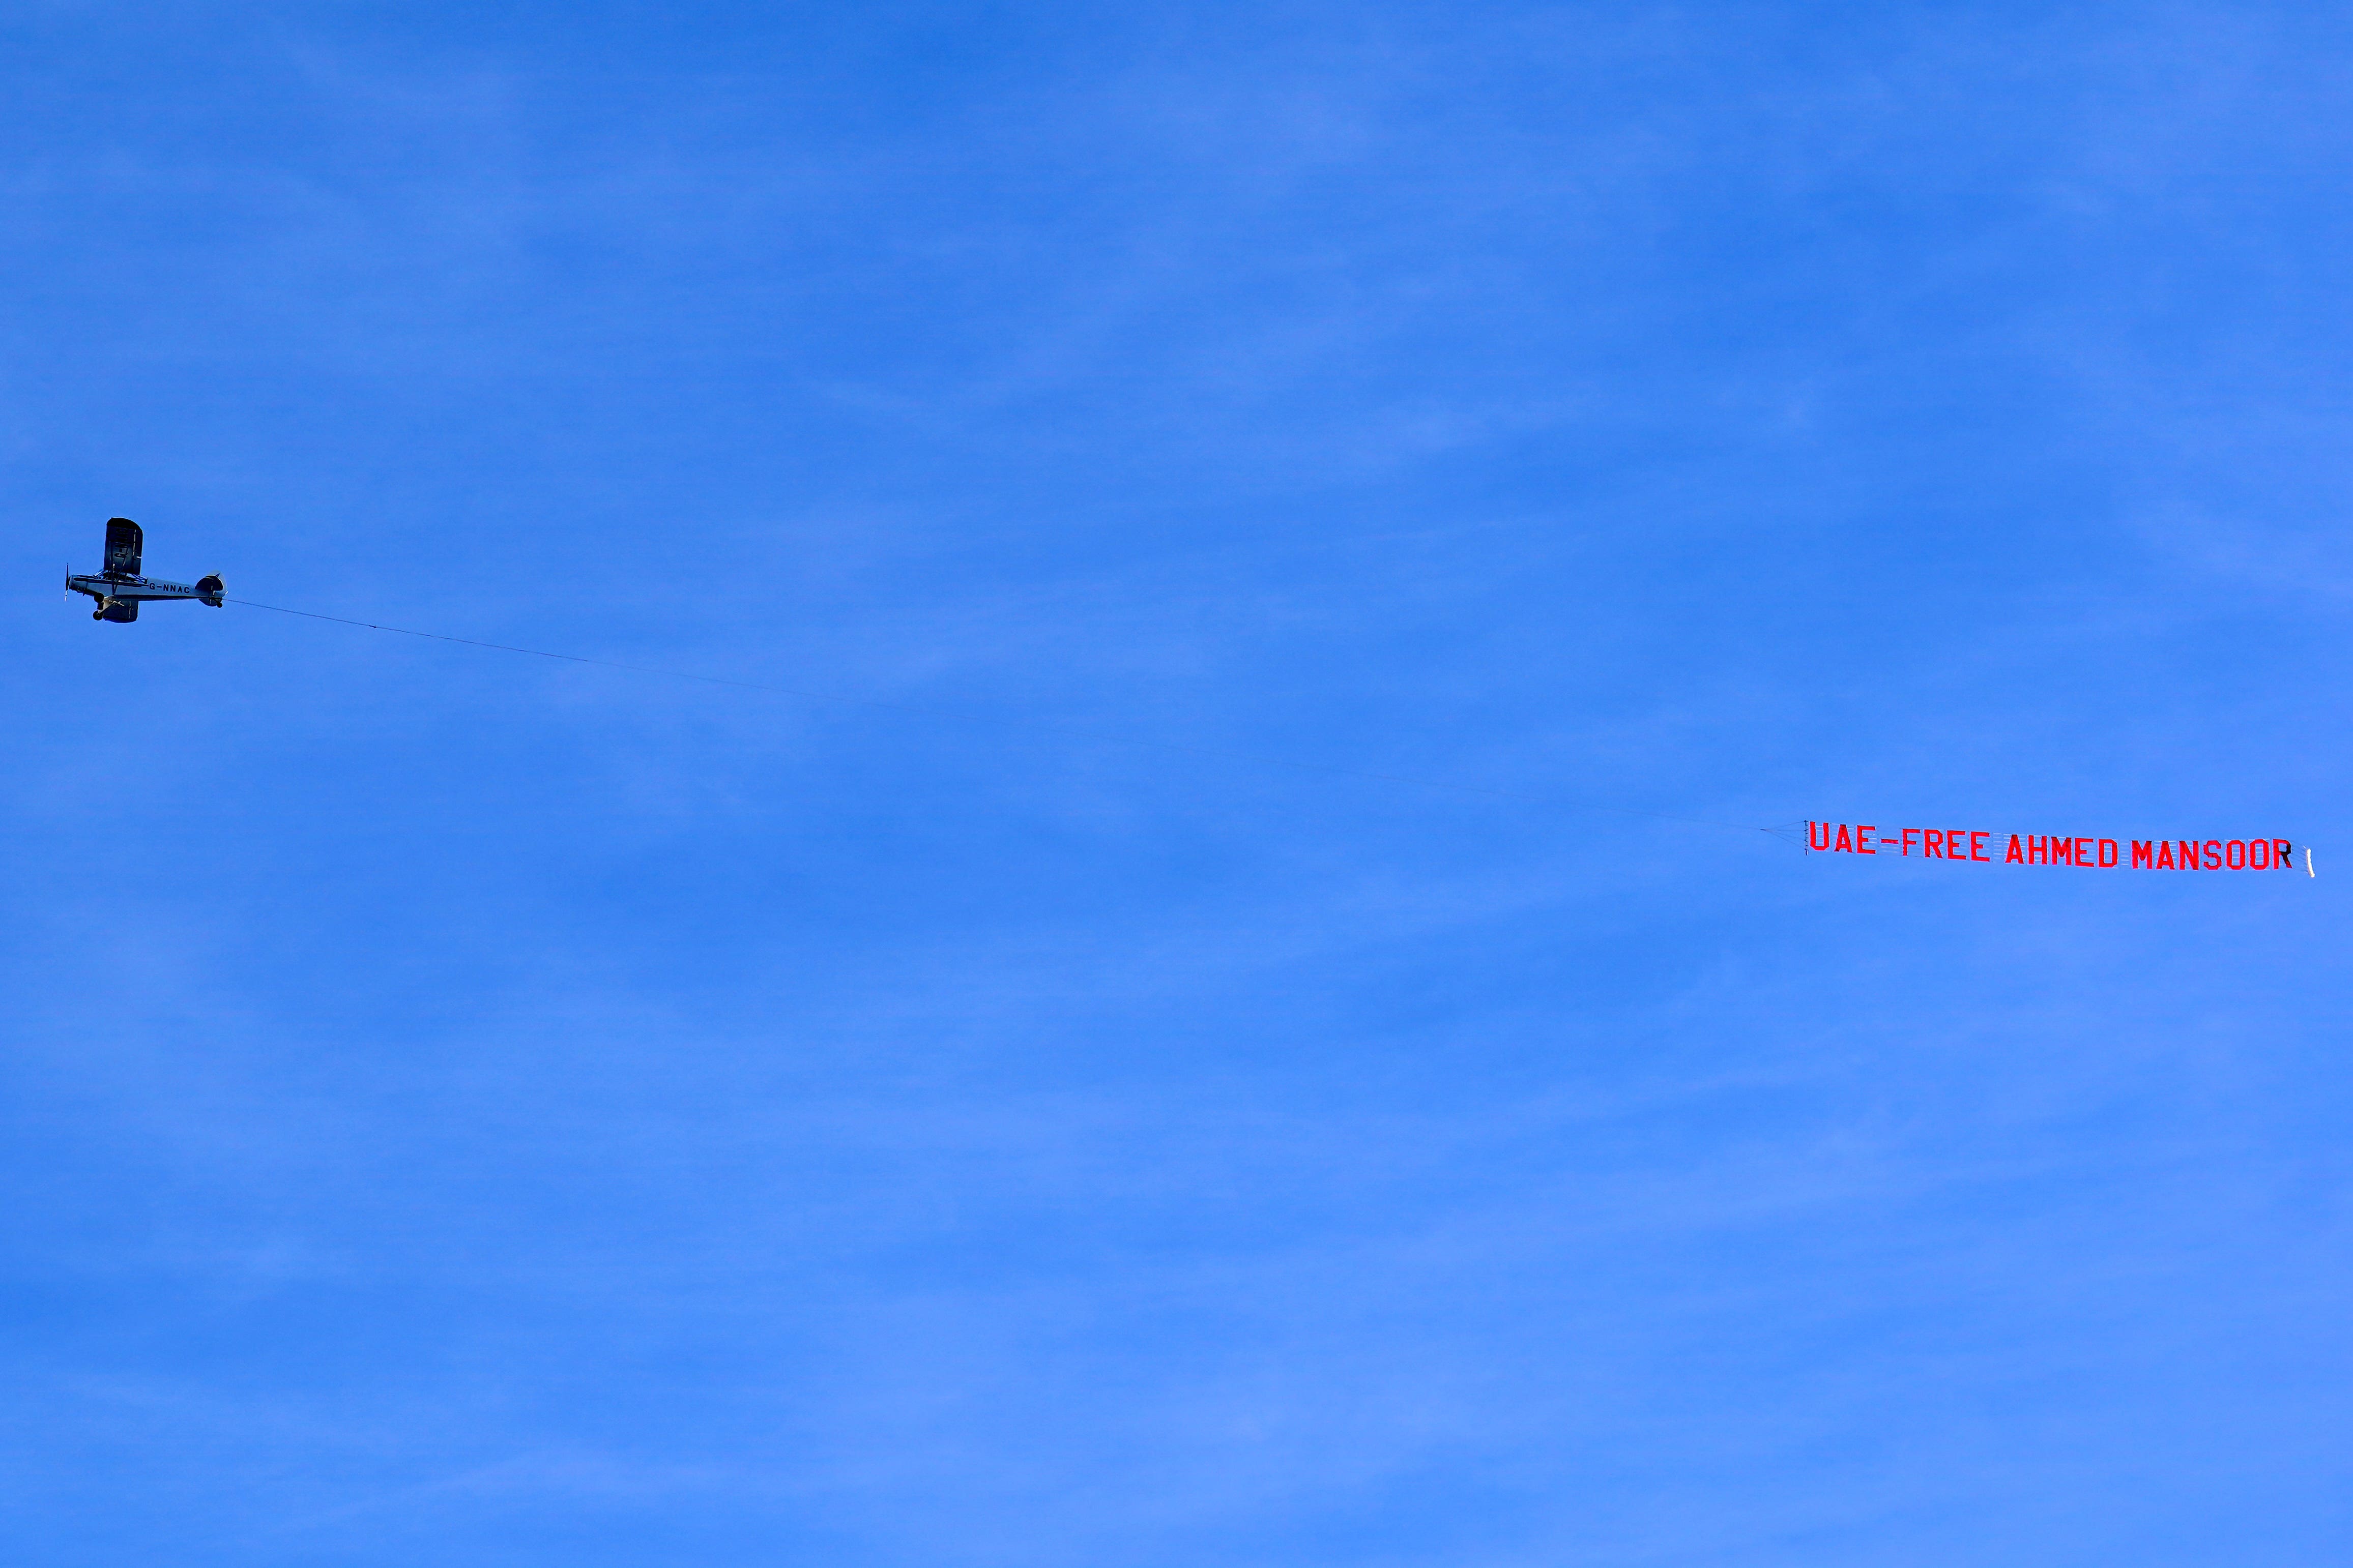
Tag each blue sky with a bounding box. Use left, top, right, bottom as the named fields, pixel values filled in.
left=5, top=4, right=2349, bottom=1562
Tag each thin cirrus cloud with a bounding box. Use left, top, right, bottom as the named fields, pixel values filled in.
left=3, top=5, right=2350, bottom=1566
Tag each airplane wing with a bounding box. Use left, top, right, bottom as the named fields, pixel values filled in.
left=104, top=517, right=143, bottom=577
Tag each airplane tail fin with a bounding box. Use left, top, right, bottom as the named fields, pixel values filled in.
left=195, top=574, right=225, bottom=607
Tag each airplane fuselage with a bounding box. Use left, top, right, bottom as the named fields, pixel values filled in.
left=68, top=571, right=224, bottom=623
left=68, top=571, right=220, bottom=605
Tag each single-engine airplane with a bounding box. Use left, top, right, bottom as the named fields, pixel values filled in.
left=67, top=518, right=223, bottom=622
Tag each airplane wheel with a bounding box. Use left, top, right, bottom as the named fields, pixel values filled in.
left=92, top=608, right=106, bottom=620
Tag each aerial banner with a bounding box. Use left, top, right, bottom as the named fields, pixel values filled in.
left=1806, top=822, right=2312, bottom=875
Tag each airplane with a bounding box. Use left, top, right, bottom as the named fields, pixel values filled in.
left=66, top=518, right=224, bottom=623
